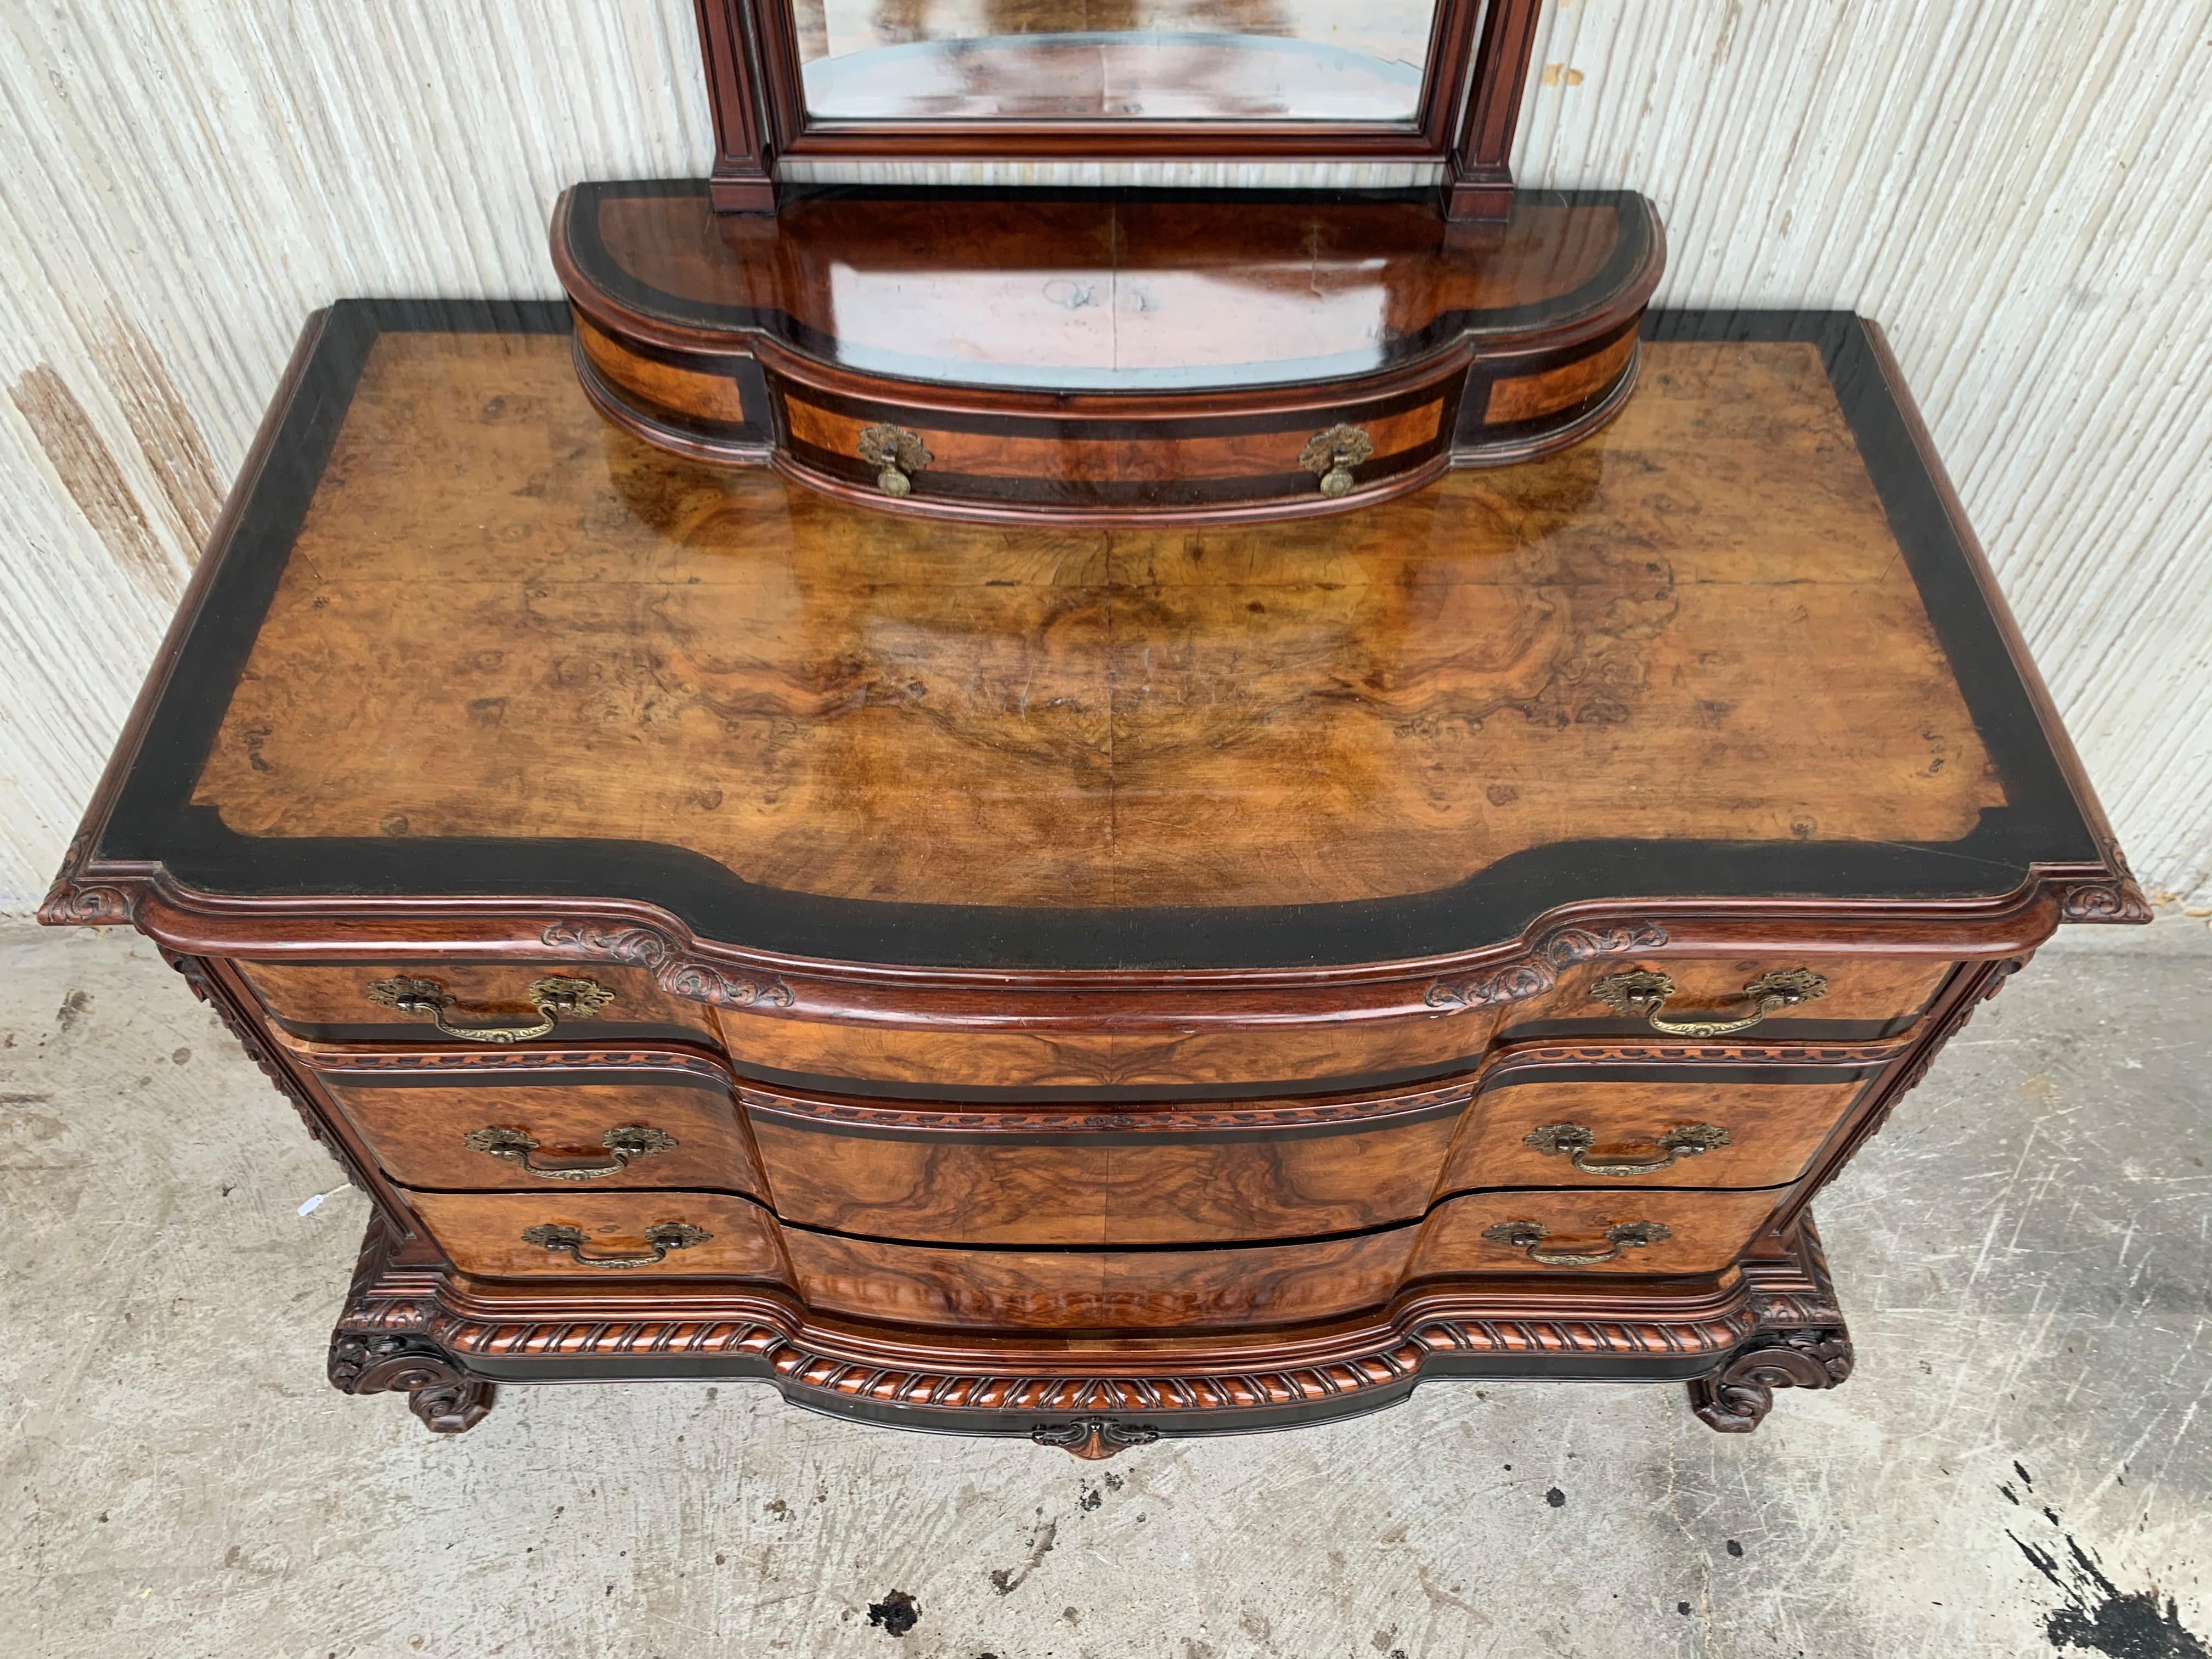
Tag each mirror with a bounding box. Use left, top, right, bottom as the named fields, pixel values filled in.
left=789, top=0, right=1446, bottom=124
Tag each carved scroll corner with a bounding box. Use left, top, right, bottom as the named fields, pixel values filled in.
left=38, top=833, right=135, bottom=927
left=1425, top=919, right=1669, bottom=1012
left=2054, top=840, right=2154, bottom=925
left=1031, top=1419, right=1161, bottom=1461
left=2058, top=876, right=2154, bottom=925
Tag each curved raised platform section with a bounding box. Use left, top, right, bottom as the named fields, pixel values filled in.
left=552, top=180, right=1665, bottom=523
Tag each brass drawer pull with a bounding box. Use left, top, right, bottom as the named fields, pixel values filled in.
left=857, top=422, right=932, bottom=497
left=1588, top=968, right=1827, bottom=1036
left=464, top=1124, right=676, bottom=1181
left=1524, top=1121, right=1729, bottom=1177
left=1297, top=423, right=1374, bottom=498
left=1482, top=1219, right=1672, bottom=1267
left=365, top=975, right=613, bottom=1042
left=519, top=1221, right=708, bottom=1269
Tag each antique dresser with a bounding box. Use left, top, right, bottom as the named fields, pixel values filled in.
left=42, top=0, right=2146, bottom=1454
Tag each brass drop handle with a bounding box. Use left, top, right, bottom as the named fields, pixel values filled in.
left=1524, top=1122, right=1729, bottom=1177
left=1588, top=968, right=1827, bottom=1036
left=857, top=422, right=932, bottom=497
left=366, top=975, right=613, bottom=1043
left=465, top=1125, right=676, bottom=1181
left=1297, top=422, right=1375, bottom=498
left=520, top=1221, right=708, bottom=1269
left=1482, top=1219, right=1672, bottom=1267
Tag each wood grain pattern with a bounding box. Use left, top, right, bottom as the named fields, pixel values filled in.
left=711, top=1002, right=1504, bottom=1091
left=748, top=1104, right=1465, bottom=1245
left=575, top=315, right=757, bottom=431
left=323, top=1076, right=768, bottom=1197
left=783, top=1184, right=1781, bottom=1330
left=1487, top=955, right=1958, bottom=1039
left=1440, top=1076, right=1868, bottom=1192
left=404, top=1188, right=791, bottom=1281
left=234, top=960, right=719, bottom=1045
left=1485, top=329, right=1638, bottom=423
left=783, top=1224, right=1412, bottom=1330
left=190, top=334, right=2003, bottom=914
left=777, top=388, right=1448, bottom=484
left=1409, top=1188, right=1784, bottom=1278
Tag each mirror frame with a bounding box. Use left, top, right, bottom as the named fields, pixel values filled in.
left=693, top=0, right=1543, bottom=219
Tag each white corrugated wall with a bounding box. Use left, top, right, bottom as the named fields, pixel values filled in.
left=2, top=0, right=2207, bottom=907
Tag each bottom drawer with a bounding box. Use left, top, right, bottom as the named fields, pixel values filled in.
left=784, top=1187, right=1787, bottom=1332
left=405, top=1189, right=788, bottom=1280
left=1410, top=1188, right=1784, bottom=1278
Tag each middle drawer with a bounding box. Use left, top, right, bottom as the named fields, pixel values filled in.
left=1440, top=1060, right=1887, bottom=1193
left=311, top=1051, right=770, bottom=1198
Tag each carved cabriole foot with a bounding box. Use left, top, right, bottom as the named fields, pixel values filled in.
left=328, top=1330, right=496, bottom=1434
left=1687, top=1330, right=1853, bottom=1432
left=1031, top=1420, right=1161, bottom=1460
left=329, top=1210, right=495, bottom=1434
left=1687, top=1211, right=1853, bottom=1432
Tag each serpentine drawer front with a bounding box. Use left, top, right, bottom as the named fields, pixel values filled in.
left=235, top=961, right=723, bottom=1047
left=1443, top=1067, right=1884, bottom=1192
left=42, top=304, right=2146, bottom=1449
left=309, top=1052, right=768, bottom=1197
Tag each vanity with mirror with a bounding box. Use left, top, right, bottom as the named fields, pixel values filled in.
left=566, top=0, right=1661, bottom=517
left=43, top=0, right=2147, bottom=1452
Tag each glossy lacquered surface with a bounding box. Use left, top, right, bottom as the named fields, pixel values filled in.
left=82, top=304, right=2106, bottom=974
left=41, top=301, right=2146, bottom=1446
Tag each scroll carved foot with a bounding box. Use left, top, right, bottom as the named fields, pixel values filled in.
left=1688, top=1329, right=1853, bottom=1433
left=330, top=1331, right=495, bottom=1435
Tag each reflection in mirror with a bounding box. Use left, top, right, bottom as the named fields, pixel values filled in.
left=791, top=0, right=1444, bottom=123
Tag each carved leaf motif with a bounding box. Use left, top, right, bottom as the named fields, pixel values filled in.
left=663, top=962, right=796, bottom=1008
left=539, top=921, right=672, bottom=966
left=1426, top=920, right=1668, bottom=1010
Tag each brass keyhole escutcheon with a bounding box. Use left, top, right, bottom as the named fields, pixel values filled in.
left=857, top=423, right=933, bottom=497
left=1298, top=423, right=1375, bottom=498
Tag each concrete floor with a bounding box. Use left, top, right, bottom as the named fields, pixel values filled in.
left=2, top=918, right=2207, bottom=1659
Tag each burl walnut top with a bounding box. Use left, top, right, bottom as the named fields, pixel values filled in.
left=97, top=304, right=2097, bottom=969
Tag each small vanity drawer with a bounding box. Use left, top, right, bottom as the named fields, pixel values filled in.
left=404, top=1189, right=789, bottom=1280
left=1413, top=1188, right=1785, bottom=1278
left=313, top=1060, right=766, bottom=1197
left=1441, top=1068, right=1878, bottom=1192
left=233, top=960, right=719, bottom=1047
left=1488, top=955, right=1956, bottom=1042
left=741, top=1079, right=1471, bottom=1246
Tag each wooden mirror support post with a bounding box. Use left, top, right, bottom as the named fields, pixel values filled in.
left=694, top=0, right=1548, bottom=223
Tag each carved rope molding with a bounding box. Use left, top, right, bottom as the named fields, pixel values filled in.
left=415, top=1302, right=1765, bottom=1419
left=539, top=920, right=795, bottom=1008
left=1425, top=921, right=1668, bottom=1011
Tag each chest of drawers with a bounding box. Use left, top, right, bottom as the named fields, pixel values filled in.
left=43, top=301, right=2144, bottom=1452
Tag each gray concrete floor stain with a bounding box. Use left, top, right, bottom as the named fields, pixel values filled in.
left=2, top=919, right=2207, bottom=1657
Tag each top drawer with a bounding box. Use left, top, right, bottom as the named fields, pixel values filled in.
left=1479, top=955, right=1959, bottom=1044
left=232, top=960, right=719, bottom=1048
